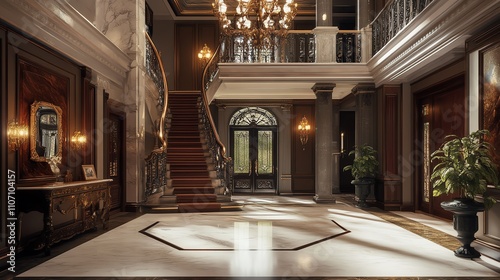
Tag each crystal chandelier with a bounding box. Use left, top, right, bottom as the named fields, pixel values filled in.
left=213, top=0, right=297, bottom=49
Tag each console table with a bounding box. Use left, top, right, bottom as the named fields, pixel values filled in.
left=18, top=179, right=112, bottom=255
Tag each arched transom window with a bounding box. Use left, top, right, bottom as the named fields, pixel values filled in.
left=229, top=107, right=277, bottom=126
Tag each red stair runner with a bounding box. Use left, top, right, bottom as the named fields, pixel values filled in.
left=167, top=92, right=221, bottom=212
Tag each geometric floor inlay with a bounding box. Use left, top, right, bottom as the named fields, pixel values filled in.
left=140, top=218, right=350, bottom=251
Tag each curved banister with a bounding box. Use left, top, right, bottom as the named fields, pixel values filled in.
left=145, top=32, right=168, bottom=150
left=200, top=44, right=229, bottom=162
left=144, top=32, right=169, bottom=201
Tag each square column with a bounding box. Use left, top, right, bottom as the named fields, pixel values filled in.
left=313, top=83, right=336, bottom=203
left=352, top=83, right=377, bottom=202
left=316, top=0, right=333, bottom=26
left=313, top=26, right=339, bottom=63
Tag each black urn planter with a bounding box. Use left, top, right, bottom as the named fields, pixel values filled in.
left=441, top=198, right=485, bottom=259
left=352, top=179, right=373, bottom=208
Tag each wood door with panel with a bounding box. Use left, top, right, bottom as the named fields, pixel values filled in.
left=416, top=78, right=465, bottom=219
left=107, top=113, right=124, bottom=211
left=231, top=127, right=277, bottom=194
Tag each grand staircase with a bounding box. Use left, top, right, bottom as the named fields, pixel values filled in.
left=166, top=91, right=222, bottom=212
left=142, top=91, right=240, bottom=213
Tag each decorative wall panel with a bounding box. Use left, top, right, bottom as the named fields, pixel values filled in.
left=17, top=58, right=69, bottom=183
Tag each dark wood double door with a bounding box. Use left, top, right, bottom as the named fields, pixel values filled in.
left=416, top=76, right=465, bottom=219
left=230, top=127, right=277, bottom=193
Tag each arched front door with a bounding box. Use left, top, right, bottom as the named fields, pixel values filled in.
left=230, top=107, right=277, bottom=194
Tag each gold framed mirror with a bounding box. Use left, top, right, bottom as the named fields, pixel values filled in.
left=30, top=101, right=63, bottom=162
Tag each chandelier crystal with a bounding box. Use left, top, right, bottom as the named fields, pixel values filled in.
left=213, top=0, right=297, bottom=48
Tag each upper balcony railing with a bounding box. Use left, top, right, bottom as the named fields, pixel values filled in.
left=219, top=29, right=363, bottom=63
left=372, top=0, right=434, bottom=55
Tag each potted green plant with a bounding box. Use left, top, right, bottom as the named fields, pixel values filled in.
left=431, top=129, right=499, bottom=258
left=343, top=144, right=379, bottom=208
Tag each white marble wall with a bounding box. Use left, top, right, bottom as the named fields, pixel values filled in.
left=84, top=0, right=148, bottom=204
left=95, top=0, right=138, bottom=53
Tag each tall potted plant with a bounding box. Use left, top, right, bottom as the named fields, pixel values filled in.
left=431, top=129, right=499, bottom=258
left=343, top=144, right=379, bottom=208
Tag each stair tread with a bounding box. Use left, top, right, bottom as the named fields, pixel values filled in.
left=167, top=91, right=220, bottom=212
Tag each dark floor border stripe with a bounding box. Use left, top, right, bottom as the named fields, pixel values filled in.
left=366, top=208, right=461, bottom=251
left=139, top=220, right=350, bottom=251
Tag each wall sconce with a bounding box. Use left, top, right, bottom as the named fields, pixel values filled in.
left=298, top=116, right=311, bottom=150
left=7, top=120, right=29, bottom=151
left=71, top=131, right=87, bottom=150
left=197, top=44, right=212, bottom=67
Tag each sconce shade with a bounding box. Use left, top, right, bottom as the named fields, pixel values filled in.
left=71, top=131, right=87, bottom=150
left=7, top=120, right=29, bottom=151
left=297, top=115, right=310, bottom=147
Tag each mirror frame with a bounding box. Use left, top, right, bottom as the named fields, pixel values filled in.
left=30, top=100, right=63, bottom=162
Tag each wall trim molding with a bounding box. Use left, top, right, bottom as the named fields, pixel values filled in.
left=0, top=0, right=131, bottom=88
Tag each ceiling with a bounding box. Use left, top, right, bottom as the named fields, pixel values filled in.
left=145, top=0, right=360, bottom=100
left=147, top=0, right=357, bottom=22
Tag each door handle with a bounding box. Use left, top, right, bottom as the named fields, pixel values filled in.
left=255, top=161, right=259, bottom=176
left=249, top=160, right=252, bottom=176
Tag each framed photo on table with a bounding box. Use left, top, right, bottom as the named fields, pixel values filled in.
left=82, top=164, right=97, bottom=180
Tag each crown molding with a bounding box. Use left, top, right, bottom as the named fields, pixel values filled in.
left=0, top=0, right=131, bottom=86
left=368, top=0, right=500, bottom=86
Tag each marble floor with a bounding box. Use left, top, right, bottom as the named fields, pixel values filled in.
left=12, top=195, right=500, bottom=279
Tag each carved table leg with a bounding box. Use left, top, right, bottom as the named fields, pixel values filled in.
left=44, top=194, right=54, bottom=256
left=100, top=187, right=111, bottom=230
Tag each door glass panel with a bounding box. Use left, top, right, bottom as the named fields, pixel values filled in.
left=423, top=122, right=430, bottom=202
left=258, top=130, right=273, bottom=175
left=109, top=119, right=119, bottom=177
left=234, top=130, right=250, bottom=174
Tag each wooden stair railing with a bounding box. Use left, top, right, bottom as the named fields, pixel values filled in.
left=200, top=45, right=234, bottom=197
left=144, top=32, right=169, bottom=200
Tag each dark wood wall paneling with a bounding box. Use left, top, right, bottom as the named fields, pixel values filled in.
left=16, top=56, right=71, bottom=184
left=4, top=28, right=94, bottom=185
left=0, top=25, right=8, bottom=270
left=339, top=111, right=355, bottom=192
left=375, top=85, right=402, bottom=210
left=81, top=67, right=95, bottom=167
left=292, top=103, right=315, bottom=193
left=414, top=76, right=465, bottom=219
left=174, top=22, right=218, bottom=91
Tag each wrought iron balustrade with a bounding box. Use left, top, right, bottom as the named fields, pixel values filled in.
left=337, top=31, right=362, bottom=63
left=372, top=0, right=434, bottom=55
left=218, top=29, right=365, bottom=63
left=201, top=46, right=233, bottom=196
left=144, top=32, right=169, bottom=201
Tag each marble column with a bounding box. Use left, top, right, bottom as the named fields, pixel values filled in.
left=313, top=27, right=339, bottom=63
left=352, top=83, right=377, bottom=202
left=316, top=0, right=333, bottom=26
left=352, top=83, right=376, bottom=148
left=95, top=0, right=147, bottom=204
left=314, top=0, right=337, bottom=63
left=313, top=83, right=336, bottom=203
left=357, top=0, right=375, bottom=29
left=360, top=25, right=372, bottom=63
left=278, top=105, right=293, bottom=194
left=331, top=101, right=341, bottom=194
